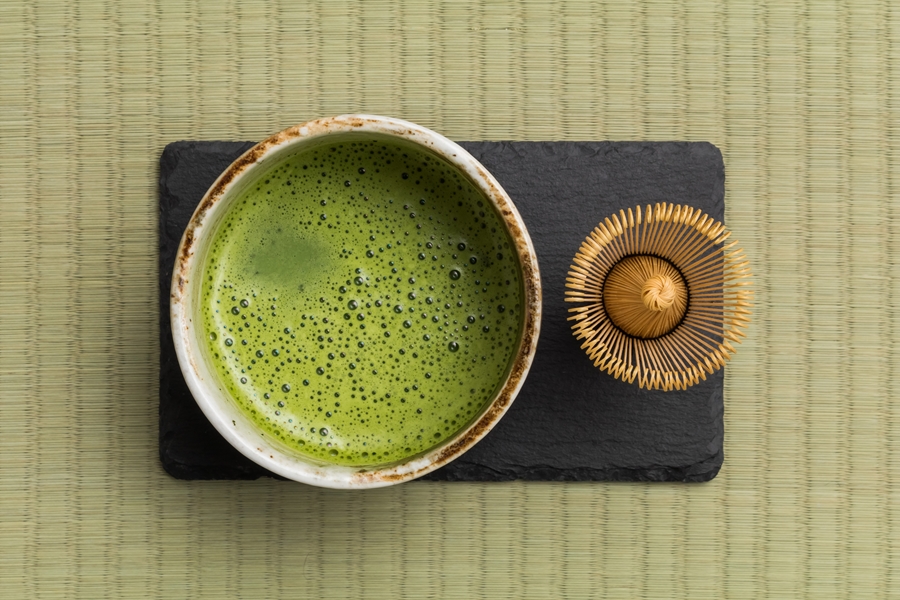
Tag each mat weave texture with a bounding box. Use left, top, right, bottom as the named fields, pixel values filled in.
left=0, top=1, right=897, bottom=597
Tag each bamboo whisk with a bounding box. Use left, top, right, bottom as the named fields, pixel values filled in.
left=565, top=203, right=753, bottom=391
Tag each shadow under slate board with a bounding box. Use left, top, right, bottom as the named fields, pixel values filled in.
left=159, top=140, right=725, bottom=483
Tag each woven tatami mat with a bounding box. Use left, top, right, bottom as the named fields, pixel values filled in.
left=0, top=0, right=896, bottom=597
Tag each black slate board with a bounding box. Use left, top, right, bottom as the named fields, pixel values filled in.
left=159, top=141, right=725, bottom=483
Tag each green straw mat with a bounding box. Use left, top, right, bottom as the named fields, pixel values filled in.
left=0, top=0, right=896, bottom=597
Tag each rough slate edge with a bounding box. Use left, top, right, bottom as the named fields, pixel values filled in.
left=159, top=141, right=725, bottom=483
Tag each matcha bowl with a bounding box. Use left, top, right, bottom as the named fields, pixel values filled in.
left=170, top=115, right=541, bottom=488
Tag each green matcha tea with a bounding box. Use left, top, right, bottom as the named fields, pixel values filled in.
left=199, top=135, right=523, bottom=466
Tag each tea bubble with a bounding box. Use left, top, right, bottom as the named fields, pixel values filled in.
left=240, top=299, right=250, bottom=308
left=448, top=341, right=459, bottom=352
left=449, top=270, right=461, bottom=280
left=282, top=384, right=291, bottom=392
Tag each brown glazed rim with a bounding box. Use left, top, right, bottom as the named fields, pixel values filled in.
left=170, top=115, right=542, bottom=488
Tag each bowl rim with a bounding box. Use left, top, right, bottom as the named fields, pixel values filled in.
left=170, top=114, right=542, bottom=488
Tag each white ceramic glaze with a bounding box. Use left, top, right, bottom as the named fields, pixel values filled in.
left=170, top=115, right=541, bottom=488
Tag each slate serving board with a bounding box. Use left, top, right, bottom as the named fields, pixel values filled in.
left=159, top=140, right=725, bottom=482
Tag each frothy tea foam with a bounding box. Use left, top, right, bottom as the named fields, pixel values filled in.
left=200, top=136, right=523, bottom=466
